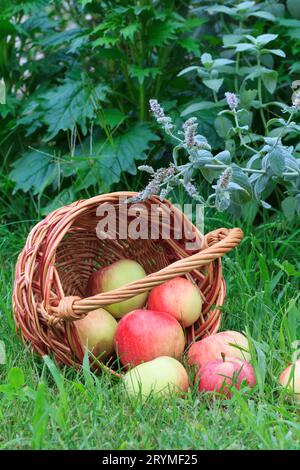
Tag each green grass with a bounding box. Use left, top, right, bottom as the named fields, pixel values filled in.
left=0, top=213, right=300, bottom=450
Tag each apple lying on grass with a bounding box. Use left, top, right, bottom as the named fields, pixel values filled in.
left=279, top=359, right=300, bottom=402
left=86, top=259, right=148, bottom=319
left=197, top=355, right=256, bottom=397
left=123, top=356, right=189, bottom=398
left=75, top=308, right=117, bottom=362
left=147, top=276, right=202, bottom=327
left=114, top=309, right=186, bottom=367
left=188, top=330, right=251, bottom=369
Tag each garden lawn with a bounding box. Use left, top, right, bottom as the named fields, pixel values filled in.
left=0, top=216, right=300, bottom=450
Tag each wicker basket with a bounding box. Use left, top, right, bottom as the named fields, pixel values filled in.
left=12, top=192, right=243, bottom=373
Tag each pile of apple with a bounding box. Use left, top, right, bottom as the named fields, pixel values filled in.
left=76, top=259, right=300, bottom=401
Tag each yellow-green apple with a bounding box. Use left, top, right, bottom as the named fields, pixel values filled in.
left=114, top=309, right=186, bottom=367
left=86, top=259, right=148, bottom=319
left=147, top=276, right=202, bottom=328
left=197, top=356, right=256, bottom=397
left=75, top=308, right=117, bottom=362
left=279, top=359, right=300, bottom=402
left=124, top=356, right=189, bottom=398
left=188, top=330, right=250, bottom=369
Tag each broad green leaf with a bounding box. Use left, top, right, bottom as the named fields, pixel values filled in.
left=76, top=124, right=159, bottom=191
left=99, top=108, right=127, bottom=128
left=214, top=115, right=233, bottom=138
left=268, top=148, right=285, bottom=175
left=177, top=66, right=200, bottom=77
left=256, top=34, right=278, bottom=47
left=222, top=34, right=243, bottom=47
left=234, top=43, right=256, bottom=52
left=267, top=49, right=286, bottom=58
left=230, top=165, right=252, bottom=203
left=203, top=78, right=224, bottom=93
left=120, top=23, right=140, bottom=41
left=282, top=196, right=297, bottom=220
left=239, top=88, right=257, bottom=108
left=274, top=259, right=300, bottom=277
left=41, top=188, right=76, bottom=215
left=178, top=37, right=200, bottom=56
left=41, top=77, right=110, bottom=140
left=287, top=0, right=300, bottom=19
left=129, top=66, right=160, bottom=85
left=213, top=58, right=235, bottom=67
left=8, top=367, right=25, bottom=389
left=181, top=101, right=223, bottom=117
left=249, top=11, right=276, bottom=21
left=10, top=149, right=58, bottom=195
left=261, top=70, right=278, bottom=94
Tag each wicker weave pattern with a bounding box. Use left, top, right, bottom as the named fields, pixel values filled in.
left=12, top=192, right=243, bottom=370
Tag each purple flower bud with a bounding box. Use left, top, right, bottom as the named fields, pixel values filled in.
left=225, top=92, right=239, bottom=110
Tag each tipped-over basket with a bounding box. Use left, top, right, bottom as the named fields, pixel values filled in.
left=12, top=192, right=243, bottom=373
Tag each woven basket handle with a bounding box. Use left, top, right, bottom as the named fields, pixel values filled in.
left=52, top=227, right=243, bottom=323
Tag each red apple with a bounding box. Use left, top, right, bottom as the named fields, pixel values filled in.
left=197, top=356, right=256, bottom=397
left=114, top=309, right=186, bottom=367
left=124, top=356, right=189, bottom=398
left=86, top=259, right=148, bottom=319
left=279, top=359, right=300, bottom=402
left=188, top=330, right=250, bottom=369
left=75, top=308, right=117, bottom=362
left=147, top=276, right=202, bottom=328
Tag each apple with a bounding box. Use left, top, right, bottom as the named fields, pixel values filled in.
left=123, top=356, right=189, bottom=398
left=86, top=259, right=148, bottom=319
left=279, top=359, right=300, bottom=402
left=197, top=356, right=256, bottom=397
left=75, top=308, right=117, bottom=362
left=188, top=330, right=250, bottom=369
left=147, top=276, right=202, bottom=328
left=114, top=309, right=186, bottom=367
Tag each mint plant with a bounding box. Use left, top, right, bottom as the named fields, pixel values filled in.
left=134, top=90, right=300, bottom=219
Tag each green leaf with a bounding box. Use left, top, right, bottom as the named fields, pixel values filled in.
left=256, top=34, right=278, bottom=47
left=282, top=196, right=297, bottom=221
left=213, top=58, right=235, bottom=67
left=178, top=37, right=200, bottom=56
left=287, top=0, right=300, bottom=19
left=261, top=70, right=277, bottom=94
left=230, top=165, right=252, bottom=203
left=267, top=49, right=286, bottom=58
left=10, top=149, right=58, bottom=195
left=234, top=43, right=256, bottom=52
left=181, top=101, right=223, bottom=117
left=99, top=108, right=127, bottom=128
left=268, top=148, right=285, bottom=176
left=177, top=66, right=200, bottom=77
left=8, top=368, right=25, bottom=389
left=214, top=115, right=233, bottom=138
left=120, top=23, right=140, bottom=41
left=129, top=66, right=160, bottom=85
left=203, top=78, right=224, bottom=93
left=249, top=11, right=276, bottom=21
left=274, top=259, right=300, bottom=277
left=76, top=124, right=159, bottom=191
left=41, top=77, right=110, bottom=140
left=41, top=188, right=76, bottom=215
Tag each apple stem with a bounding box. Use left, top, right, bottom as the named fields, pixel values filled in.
left=221, top=352, right=226, bottom=363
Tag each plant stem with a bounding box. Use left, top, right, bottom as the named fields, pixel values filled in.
left=257, top=53, right=267, bottom=131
